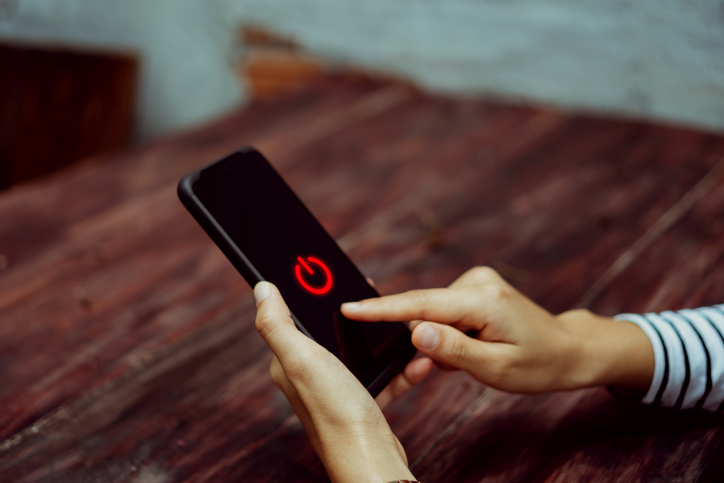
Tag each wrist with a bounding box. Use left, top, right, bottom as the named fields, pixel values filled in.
left=319, top=431, right=414, bottom=483
left=598, top=315, right=655, bottom=391
left=557, top=309, right=654, bottom=392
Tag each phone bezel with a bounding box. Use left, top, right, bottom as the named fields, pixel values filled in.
left=177, top=147, right=416, bottom=397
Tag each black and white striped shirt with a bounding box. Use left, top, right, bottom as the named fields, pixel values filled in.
left=615, top=305, right=724, bottom=412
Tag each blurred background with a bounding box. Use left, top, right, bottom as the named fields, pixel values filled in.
left=3, top=4, right=724, bottom=480
left=1, top=0, right=723, bottom=189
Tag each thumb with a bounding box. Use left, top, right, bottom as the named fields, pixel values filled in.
left=254, top=282, right=311, bottom=363
left=411, top=322, right=482, bottom=371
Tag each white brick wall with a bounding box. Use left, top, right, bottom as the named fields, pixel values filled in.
left=226, top=0, right=724, bottom=131
left=2, top=0, right=722, bottom=137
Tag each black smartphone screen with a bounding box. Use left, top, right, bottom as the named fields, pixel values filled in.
left=190, top=149, right=414, bottom=388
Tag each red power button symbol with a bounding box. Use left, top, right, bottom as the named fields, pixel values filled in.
left=294, top=256, right=334, bottom=295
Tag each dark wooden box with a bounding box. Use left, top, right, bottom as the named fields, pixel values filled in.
left=0, top=42, right=138, bottom=190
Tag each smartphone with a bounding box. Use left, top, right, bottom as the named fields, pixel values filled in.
left=178, top=147, right=416, bottom=397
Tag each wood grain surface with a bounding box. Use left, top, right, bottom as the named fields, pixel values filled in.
left=1, top=77, right=723, bottom=482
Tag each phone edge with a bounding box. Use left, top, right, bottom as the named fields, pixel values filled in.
left=179, top=164, right=317, bottom=342
left=177, top=147, right=415, bottom=397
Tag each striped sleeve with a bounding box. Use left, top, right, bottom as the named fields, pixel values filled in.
left=614, top=304, right=724, bottom=412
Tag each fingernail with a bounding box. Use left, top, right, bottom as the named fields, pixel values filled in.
left=341, top=302, right=360, bottom=312
left=254, top=282, right=271, bottom=306
left=416, top=325, right=439, bottom=350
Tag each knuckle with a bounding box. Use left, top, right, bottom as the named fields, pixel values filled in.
left=481, top=349, right=521, bottom=388
left=489, top=357, right=513, bottom=380
left=255, top=313, right=277, bottom=339
left=406, top=289, right=429, bottom=305
left=405, top=289, right=433, bottom=314
left=446, top=334, right=468, bottom=364
left=480, top=283, right=511, bottom=304
left=269, top=360, right=284, bottom=385
left=469, top=266, right=499, bottom=283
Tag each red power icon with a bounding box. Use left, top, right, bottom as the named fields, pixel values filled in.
left=294, top=256, right=333, bottom=295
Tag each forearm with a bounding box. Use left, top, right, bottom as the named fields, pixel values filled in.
left=319, top=434, right=415, bottom=483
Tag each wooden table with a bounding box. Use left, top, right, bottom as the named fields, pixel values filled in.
left=1, top=77, right=723, bottom=482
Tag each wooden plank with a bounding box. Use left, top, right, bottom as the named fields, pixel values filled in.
left=368, top=118, right=724, bottom=312
left=590, top=163, right=724, bottom=313
left=411, top=388, right=723, bottom=483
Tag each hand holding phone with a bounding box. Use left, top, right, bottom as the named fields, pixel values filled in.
left=178, top=147, right=418, bottom=396
left=253, top=281, right=417, bottom=482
